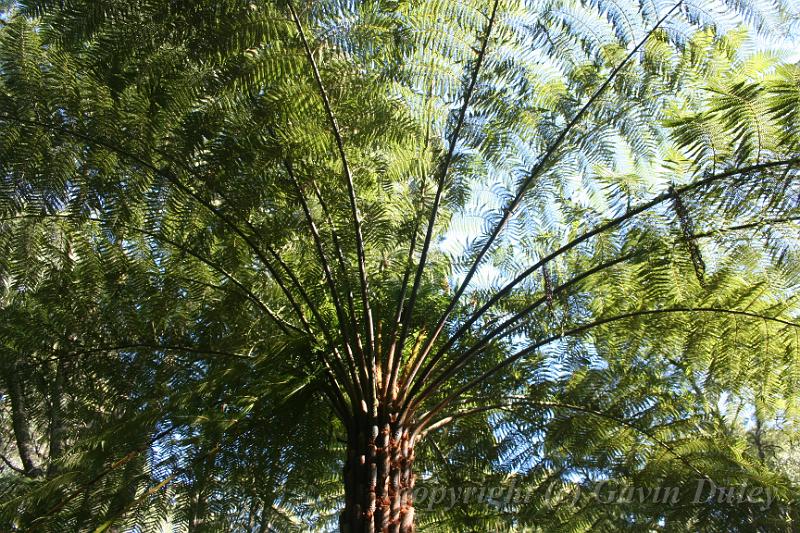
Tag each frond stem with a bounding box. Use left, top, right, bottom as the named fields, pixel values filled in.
left=403, top=1, right=685, bottom=400
left=397, top=0, right=501, bottom=401
left=287, top=1, right=377, bottom=413
left=415, top=306, right=800, bottom=433
left=418, top=399, right=709, bottom=480
left=402, top=157, right=800, bottom=414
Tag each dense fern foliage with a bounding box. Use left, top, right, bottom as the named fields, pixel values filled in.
left=0, top=0, right=799, bottom=531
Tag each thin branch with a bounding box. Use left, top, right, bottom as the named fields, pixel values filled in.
left=455, top=158, right=800, bottom=341
left=41, top=343, right=259, bottom=364
left=691, top=215, right=800, bottom=239
left=2, top=115, right=356, bottom=380
left=385, top=76, right=438, bottom=400
left=160, top=141, right=343, bottom=358
left=397, top=0, right=501, bottom=403
left=167, top=168, right=341, bottom=355
left=170, top=273, right=353, bottom=400
left=6, top=192, right=354, bottom=411
left=410, top=211, right=800, bottom=410
left=403, top=1, right=685, bottom=399
left=161, top=164, right=339, bottom=356
left=104, top=441, right=223, bottom=529
left=175, top=274, right=273, bottom=307
left=4, top=117, right=355, bottom=399
left=309, top=177, right=361, bottom=346
left=167, top=182, right=317, bottom=338
left=385, top=221, right=421, bottom=399
left=4, top=215, right=353, bottom=418
left=33, top=425, right=177, bottom=521
left=307, top=176, right=366, bottom=411
left=52, top=339, right=355, bottom=414
left=82, top=365, right=330, bottom=528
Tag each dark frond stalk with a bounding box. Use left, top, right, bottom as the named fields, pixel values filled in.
left=150, top=142, right=341, bottom=351
left=257, top=236, right=338, bottom=341
left=164, top=176, right=340, bottom=355
left=5, top=214, right=354, bottom=410
left=35, top=426, right=176, bottom=521
left=307, top=177, right=367, bottom=413
left=319, top=378, right=352, bottom=423
left=402, top=157, right=800, bottom=413
left=418, top=399, right=709, bottom=480
left=44, top=343, right=267, bottom=364
left=409, top=211, right=800, bottom=410
left=0, top=113, right=320, bottom=337
left=41, top=343, right=352, bottom=420
left=254, top=234, right=362, bottom=408
left=401, top=1, right=685, bottom=404
left=309, top=179, right=361, bottom=345
left=397, top=0, right=501, bottom=403
left=287, top=1, right=377, bottom=414
left=670, top=185, right=706, bottom=284
left=63, top=422, right=242, bottom=528
left=409, top=253, right=637, bottom=410
left=691, top=215, right=800, bottom=239
left=10, top=115, right=347, bottom=369
left=44, top=365, right=329, bottom=525
left=415, top=306, right=800, bottom=434
left=5, top=213, right=298, bottom=334
left=385, top=79, right=437, bottom=402
left=385, top=212, right=422, bottom=401
left=286, top=161, right=368, bottom=402
left=158, top=174, right=316, bottom=336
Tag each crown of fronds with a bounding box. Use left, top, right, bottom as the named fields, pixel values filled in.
left=1, top=0, right=799, bottom=531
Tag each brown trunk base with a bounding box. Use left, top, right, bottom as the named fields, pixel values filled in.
left=339, top=407, right=415, bottom=533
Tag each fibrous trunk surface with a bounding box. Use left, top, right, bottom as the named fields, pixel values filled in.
left=340, top=405, right=415, bottom=533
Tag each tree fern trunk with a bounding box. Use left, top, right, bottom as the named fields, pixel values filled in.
left=4, top=363, right=42, bottom=478
left=340, top=407, right=416, bottom=533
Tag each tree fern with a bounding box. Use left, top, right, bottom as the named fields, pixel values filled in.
left=0, top=0, right=799, bottom=531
